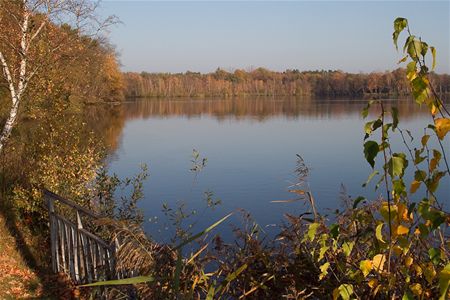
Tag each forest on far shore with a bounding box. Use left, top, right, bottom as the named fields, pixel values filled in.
left=123, top=68, right=450, bottom=98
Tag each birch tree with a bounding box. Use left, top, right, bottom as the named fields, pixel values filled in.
left=0, top=0, right=115, bottom=154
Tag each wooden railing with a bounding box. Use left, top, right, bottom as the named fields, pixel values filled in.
left=44, top=189, right=117, bottom=284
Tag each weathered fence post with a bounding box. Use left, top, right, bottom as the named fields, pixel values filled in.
left=47, top=194, right=57, bottom=273
left=45, top=189, right=118, bottom=284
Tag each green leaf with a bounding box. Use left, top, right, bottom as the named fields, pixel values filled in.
left=362, top=100, right=375, bottom=118
left=439, top=264, right=450, bottom=300
left=342, top=241, right=355, bottom=257
left=330, top=223, right=340, bottom=238
left=429, top=248, right=441, bottom=265
left=215, top=264, right=248, bottom=295
left=79, top=276, right=154, bottom=287
left=392, top=107, right=399, bottom=130
left=173, top=249, right=182, bottom=293
left=398, top=56, right=408, bottom=64
left=393, top=17, right=408, bottom=49
left=352, top=196, right=366, bottom=209
left=414, top=170, right=427, bottom=181
left=364, top=141, right=379, bottom=168
left=174, top=212, right=233, bottom=250
left=364, top=121, right=374, bottom=135
left=403, top=35, right=415, bottom=53
left=402, top=290, right=415, bottom=300
left=388, top=153, right=408, bottom=177
left=319, top=245, right=330, bottom=260
left=206, top=286, right=215, bottom=300
left=306, top=222, right=320, bottom=241
left=338, top=284, right=354, bottom=300
left=421, top=41, right=429, bottom=57
left=431, top=46, right=437, bottom=70
left=363, top=170, right=379, bottom=188
left=407, top=38, right=423, bottom=61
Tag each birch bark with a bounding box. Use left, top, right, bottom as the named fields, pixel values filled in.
left=0, top=8, right=29, bottom=153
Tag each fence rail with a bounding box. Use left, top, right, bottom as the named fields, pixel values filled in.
left=44, top=189, right=117, bottom=284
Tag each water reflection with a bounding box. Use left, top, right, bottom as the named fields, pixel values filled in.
left=90, top=97, right=448, bottom=242
left=120, top=97, right=428, bottom=121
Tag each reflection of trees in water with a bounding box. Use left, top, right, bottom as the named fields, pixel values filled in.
left=121, top=97, right=429, bottom=122
left=77, top=97, right=437, bottom=164
left=84, top=104, right=126, bottom=153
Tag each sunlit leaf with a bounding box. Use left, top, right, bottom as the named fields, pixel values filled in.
left=375, top=223, right=385, bottom=243
left=388, top=153, right=408, bottom=177
left=435, top=118, right=450, bottom=140
left=360, top=260, right=373, bottom=277
left=410, top=283, right=423, bottom=296
left=337, top=284, right=354, bottom=300
left=396, top=225, right=409, bottom=235
left=398, top=56, right=408, bottom=64
left=439, top=264, right=450, bottom=300
left=306, top=222, right=320, bottom=242
left=431, top=46, right=437, bottom=70
left=373, top=254, right=386, bottom=273
left=342, top=241, right=355, bottom=257
left=410, top=180, right=421, bottom=194
left=319, top=262, right=330, bottom=280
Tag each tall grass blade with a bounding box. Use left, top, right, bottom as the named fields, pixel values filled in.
left=79, top=276, right=154, bottom=287
left=174, top=212, right=233, bottom=250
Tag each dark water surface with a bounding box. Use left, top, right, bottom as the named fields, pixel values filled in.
left=99, top=98, right=450, bottom=242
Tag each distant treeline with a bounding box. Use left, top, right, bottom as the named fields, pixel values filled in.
left=123, top=68, right=450, bottom=98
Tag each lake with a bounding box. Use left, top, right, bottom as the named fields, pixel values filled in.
left=97, top=97, right=450, bottom=243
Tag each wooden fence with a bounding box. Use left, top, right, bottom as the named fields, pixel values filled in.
left=44, top=189, right=117, bottom=284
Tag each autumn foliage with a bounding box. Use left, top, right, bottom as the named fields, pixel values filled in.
left=123, top=68, right=450, bottom=98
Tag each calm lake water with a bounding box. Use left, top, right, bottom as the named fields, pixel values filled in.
left=100, top=97, right=450, bottom=242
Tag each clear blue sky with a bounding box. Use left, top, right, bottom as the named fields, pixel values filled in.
left=100, top=1, right=449, bottom=74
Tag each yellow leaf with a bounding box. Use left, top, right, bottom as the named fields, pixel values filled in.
left=435, top=118, right=450, bottom=140
left=360, top=260, right=373, bottom=277
left=373, top=254, right=386, bottom=273
left=414, top=264, right=423, bottom=276
left=319, top=262, right=330, bottom=280
left=393, top=245, right=403, bottom=256
left=410, top=283, right=423, bottom=296
left=397, top=225, right=409, bottom=235
left=368, top=278, right=378, bottom=289
left=405, top=256, right=414, bottom=268
left=375, top=223, right=385, bottom=243
left=380, top=202, right=398, bottom=222
left=430, top=158, right=438, bottom=172
left=431, top=103, right=438, bottom=116
left=410, top=180, right=421, bottom=194
left=332, top=288, right=340, bottom=300
left=424, top=264, right=436, bottom=284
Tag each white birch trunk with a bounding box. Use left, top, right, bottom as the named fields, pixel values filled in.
left=0, top=100, right=20, bottom=153
left=0, top=9, right=29, bottom=154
